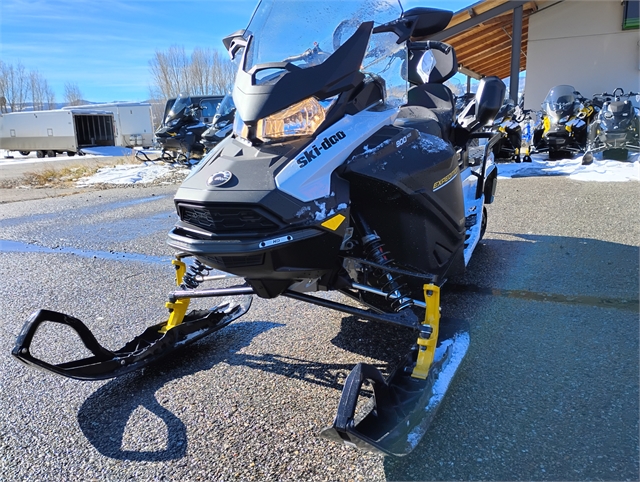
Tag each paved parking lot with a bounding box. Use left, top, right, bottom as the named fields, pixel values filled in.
left=0, top=175, right=638, bottom=481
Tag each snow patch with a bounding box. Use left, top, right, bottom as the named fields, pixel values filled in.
left=76, top=162, right=188, bottom=186
left=405, top=331, right=470, bottom=451
left=313, top=201, right=327, bottom=221
left=498, top=153, right=639, bottom=182
left=295, top=206, right=311, bottom=218
left=412, top=133, right=450, bottom=153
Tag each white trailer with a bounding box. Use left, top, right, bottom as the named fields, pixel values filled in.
left=65, top=102, right=154, bottom=148
left=0, top=109, right=115, bottom=157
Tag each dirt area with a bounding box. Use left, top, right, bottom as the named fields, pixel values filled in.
left=0, top=155, right=187, bottom=204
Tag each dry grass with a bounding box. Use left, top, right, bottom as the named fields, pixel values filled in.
left=0, top=155, right=137, bottom=189
left=21, top=165, right=99, bottom=187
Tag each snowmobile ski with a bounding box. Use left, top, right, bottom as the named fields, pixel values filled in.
left=321, top=285, right=469, bottom=456
left=12, top=296, right=252, bottom=380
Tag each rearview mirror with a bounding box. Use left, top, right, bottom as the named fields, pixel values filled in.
left=222, top=30, right=248, bottom=60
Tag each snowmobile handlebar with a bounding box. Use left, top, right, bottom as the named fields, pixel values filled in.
left=410, top=40, right=452, bottom=54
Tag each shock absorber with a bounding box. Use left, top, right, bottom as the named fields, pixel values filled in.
left=355, top=214, right=414, bottom=312
left=180, top=259, right=210, bottom=290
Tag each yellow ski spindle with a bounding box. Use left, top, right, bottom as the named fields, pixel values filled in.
left=411, top=284, right=440, bottom=380
left=159, top=258, right=191, bottom=333
left=172, top=259, right=187, bottom=287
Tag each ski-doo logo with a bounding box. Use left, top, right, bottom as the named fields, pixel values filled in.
left=296, top=131, right=346, bottom=168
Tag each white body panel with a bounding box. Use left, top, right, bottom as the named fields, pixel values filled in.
left=0, top=110, right=77, bottom=152
left=275, top=108, right=397, bottom=202
left=66, top=103, right=154, bottom=147
left=460, top=161, right=495, bottom=266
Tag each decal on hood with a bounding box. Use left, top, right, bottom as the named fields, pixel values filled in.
left=207, top=170, right=233, bottom=187
left=296, top=131, right=346, bottom=167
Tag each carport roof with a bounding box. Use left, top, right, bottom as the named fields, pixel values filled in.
left=423, top=0, right=564, bottom=80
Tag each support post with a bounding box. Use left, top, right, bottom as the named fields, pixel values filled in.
left=509, top=5, right=523, bottom=102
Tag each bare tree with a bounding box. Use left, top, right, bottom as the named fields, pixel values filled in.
left=210, top=50, right=236, bottom=95
left=149, top=45, right=236, bottom=102
left=0, top=61, right=30, bottom=112
left=149, top=45, right=190, bottom=100
left=45, top=84, right=56, bottom=110
left=64, top=81, right=83, bottom=106
left=30, top=71, right=52, bottom=111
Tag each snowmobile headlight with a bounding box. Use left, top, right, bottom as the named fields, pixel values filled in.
left=167, top=118, right=180, bottom=127
left=559, top=115, right=570, bottom=124
left=256, top=96, right=326, bottom=142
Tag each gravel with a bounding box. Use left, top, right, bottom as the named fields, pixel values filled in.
left=0, top=176, right=637, bottom=481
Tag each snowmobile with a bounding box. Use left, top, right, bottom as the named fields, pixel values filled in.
left=13, top=0, right=505, bottom=457
left=582, top=88, right=640, bottom=164
left=201, top=93, right=236, bottom=151
left=155, top=93, right=211, bottom=164
left=490, top=97, right=523, bottom=162
left=532, top=85, right=596, bottom=159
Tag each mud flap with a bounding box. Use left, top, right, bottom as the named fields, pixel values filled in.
left=12, top=296, right=252, bottom=380
left=320, top=317, right=469, bottom=456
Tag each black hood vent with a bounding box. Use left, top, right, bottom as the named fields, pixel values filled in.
left=178, top=203, right=282, bottom=235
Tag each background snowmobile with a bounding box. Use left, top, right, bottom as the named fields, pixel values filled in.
left=490, top=97, right=523, bottom=162
left=201, top=93, right=236, bottom=151
left=582, top=88, right=640, bottom=164
left=154, top=93, right=212, bottom=164
left=13, top=0, right=505, bottom=457
left=532, top=85, right=596, bottom=159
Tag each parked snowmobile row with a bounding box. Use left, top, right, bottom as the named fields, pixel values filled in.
left=13, top=0, right=507, bottom=456
left=530, top=85, right=639, bottom=162
left=154, top=93, right=236, bottom=164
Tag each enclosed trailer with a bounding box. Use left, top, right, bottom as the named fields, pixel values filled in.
left=0, top=109, right=115, bottom=157
left=65, top=102, right=154, bottom=148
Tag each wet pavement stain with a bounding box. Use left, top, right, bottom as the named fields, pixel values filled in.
left=0, top=239, right=171, bottom=264
left=446, top=283, right=639, bottom=312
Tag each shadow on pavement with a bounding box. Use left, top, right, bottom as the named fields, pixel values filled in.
left=383, top=234, right=639, bottom=481
left=77, top=320, right=281, bottom=461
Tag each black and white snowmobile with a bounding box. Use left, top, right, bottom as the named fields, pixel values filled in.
left=155, top=93, right=210, bottom=163
left=583, top=88, right=640, bottom=164
left=13, top=0, right=505, bottom=457
left=201, top=93, right=236, bottom=151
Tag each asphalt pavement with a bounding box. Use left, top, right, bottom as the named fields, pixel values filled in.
left=0, top=176, right=638, bottom=481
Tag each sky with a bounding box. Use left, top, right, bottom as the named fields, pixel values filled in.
left=0, top=0, right=476, bottom=103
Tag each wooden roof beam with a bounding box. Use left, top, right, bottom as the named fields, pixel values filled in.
left=426, top=0, right=530, bottom=41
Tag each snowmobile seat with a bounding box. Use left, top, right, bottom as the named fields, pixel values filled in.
left=406, top=84, right=455, bottom=140
left=394, top=105, right=442, bottom=138
left=401, top=41, right=458, bottom=141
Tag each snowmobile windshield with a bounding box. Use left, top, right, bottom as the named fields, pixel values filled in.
left=495, top=98, right=515, bottom=121
left=166, top=93, right=193, bottom=123
left=543, top=85, right=576, bottom=119
left=216, top=93, right=235, bottom=117
left=241, top=0, right=406, bottom=103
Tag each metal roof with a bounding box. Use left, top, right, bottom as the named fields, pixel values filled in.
left=424, top=0, right=564, bottom=80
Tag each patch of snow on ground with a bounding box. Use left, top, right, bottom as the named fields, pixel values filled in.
left=497, top=153, right=639, bottom=182
left=0, top=149, right=102, bottom=165
left=76, top=162, right=187, bottom=186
